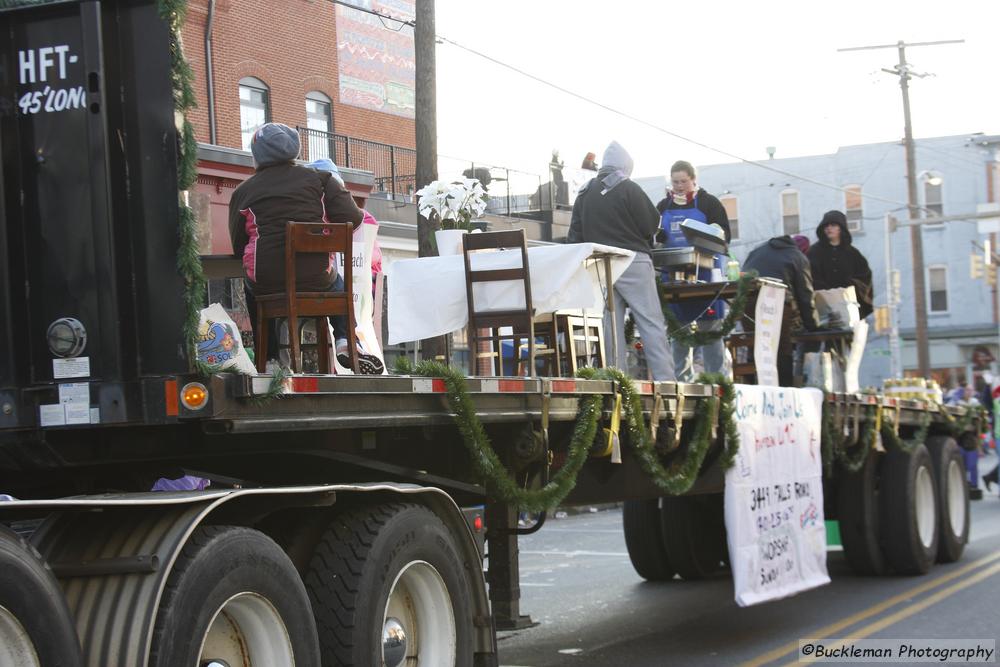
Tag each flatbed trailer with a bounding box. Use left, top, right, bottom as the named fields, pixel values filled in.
left=0, top=0, right=984, bottom=665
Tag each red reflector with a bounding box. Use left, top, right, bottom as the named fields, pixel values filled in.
left=164, top=379, right=179, bottom=417
left=473, top=515, right=483, bottom=532
left=432, top=379, right=446, bottom=393
left=551, top=380, right=575, bottom=393
left=291, top=377, right=319, bottom=393
left=639, top=382, right=653, bottom=394
left=498, top=380, right=524, bottom=392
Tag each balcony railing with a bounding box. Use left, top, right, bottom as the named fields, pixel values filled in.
left=298, top=127, right=416, bottom=199
left=297, top=127, right=548, bottom=214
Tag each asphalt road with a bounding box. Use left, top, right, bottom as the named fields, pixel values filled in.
left=496, top=457, right=1000, bottom=667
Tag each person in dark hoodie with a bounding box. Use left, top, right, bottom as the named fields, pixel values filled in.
left=568, top=141, right=674, bottom=380
left=742, top=234, right=821, bottom=386
left=229, top=122, right=382, bottom=373
left=807, top=210, right=874, bottom=319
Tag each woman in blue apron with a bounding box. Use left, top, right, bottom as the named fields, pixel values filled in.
left=656, top=160, right=731, bottom=382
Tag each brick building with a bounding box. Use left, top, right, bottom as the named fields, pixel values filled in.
left=180, top=0, right=416, bottom=154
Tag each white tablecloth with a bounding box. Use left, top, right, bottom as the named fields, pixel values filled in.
left=386, top=242, right=635, bottom=344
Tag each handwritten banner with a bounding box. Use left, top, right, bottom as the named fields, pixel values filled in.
left=725, top=384, right=829, bottom=606
left=753, top=282, right=785, bottom=386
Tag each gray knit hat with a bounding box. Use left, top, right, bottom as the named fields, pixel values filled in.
left=250, top=122, right=300, bottom=167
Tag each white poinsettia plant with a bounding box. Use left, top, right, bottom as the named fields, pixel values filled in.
left=415, top=178, right=488, bottom=230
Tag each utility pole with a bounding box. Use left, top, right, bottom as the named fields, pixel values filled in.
left=414, top=0, right=447, bottom=362
left=838, top=39, right=963, bottom=378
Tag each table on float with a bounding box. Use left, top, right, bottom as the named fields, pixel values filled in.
left=385, top=242, right=635, bottom=360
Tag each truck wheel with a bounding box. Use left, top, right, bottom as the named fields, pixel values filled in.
left=659, top=494, right=725, bottom=580
left=925, top=436, right=969, bottom=563
left=305, top=503, right=475, bottom=666
left=837, top=451, right=887, bottom=576
left=148, top=525, right=320, bottom=667
left=623, top=499, right=675, bottom=581
left=880, top=445, right=939, bottom=575
left=0, top=526, right=82, bottom=667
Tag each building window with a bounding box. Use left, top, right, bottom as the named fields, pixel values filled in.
left=924, top=174, right=943, bottom=217
left=305, top=91, right=333, bottom=160
left=721, top=195, right=739, bottom=240
left=239, top=77, right=270, bottom=151
left=844, top=184, right=863, bottom=233
left=928, top=265, right=948, bottom=313
left=781, top=190, right=799, bottom=235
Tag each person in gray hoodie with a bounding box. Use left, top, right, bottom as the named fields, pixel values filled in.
left=568, top=141, right=674, bottom=380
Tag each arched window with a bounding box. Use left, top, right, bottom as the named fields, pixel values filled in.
left=239, top=77, right=270, bottom=151
left=304, top=91, right=334, bottom=159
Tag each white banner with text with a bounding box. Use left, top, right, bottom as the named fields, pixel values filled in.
left=725, top=384, right=829, bottom=606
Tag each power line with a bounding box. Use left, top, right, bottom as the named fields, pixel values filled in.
left=329, top=0, right=414, bottom=27
left=434, top=34, right=922, bottom=211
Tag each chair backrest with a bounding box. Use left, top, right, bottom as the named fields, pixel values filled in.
left=284, top=222, right=353, bottom=294
left=462, top=229, right=532, bottom=318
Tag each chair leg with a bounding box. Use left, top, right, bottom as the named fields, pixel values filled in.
left=288, top=313, right=300, bottom=373
left=467, top=326, right=476, bottom=377
left=255, top=310, right=268, bottom=373
left=317, top=318, right=331, bottom=374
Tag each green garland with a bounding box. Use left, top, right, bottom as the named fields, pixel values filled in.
left=832, top=406, right=878, bottom=473
left=398, top=358, right=602, bottom=513
left=157, top=0, right=289, bottom=405
left=935, top=401, right=986, bottom=438
left=156, top=0, right=205, bottom=365
left=397, top=356, right=738, bottom=507
left=659, top=272, right=758, bottom=348
left=879, top=410, right=932, bottom=455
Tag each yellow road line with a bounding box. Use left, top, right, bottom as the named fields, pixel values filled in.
left=786, top=560, right=1000, bottom=665
left=741, top=549, right=1000, bottom=667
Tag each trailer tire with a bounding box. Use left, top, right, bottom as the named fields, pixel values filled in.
left=623, top=499, right=675, bottom=581
left=659, top=494, right=726, bottom=580
left=925, top=436, right=969, bottom=563
left=0, top=526, right=82, bottom=667
left=880, top=444, right=939, bottom=575
left=837, top=451, right=887, bottom=576
left=148, top=525, right=320, bottom=667
left=305, top=503, right=475, bottom=666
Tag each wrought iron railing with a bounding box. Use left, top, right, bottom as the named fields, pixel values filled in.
left=298, top=127, right=416, bottom=199
left=297, top=127, right=549, bottom=213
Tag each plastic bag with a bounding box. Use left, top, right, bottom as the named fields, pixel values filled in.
left=196, top=303, right=257, bottom=374
left=814, top=287, right=861, bottom=329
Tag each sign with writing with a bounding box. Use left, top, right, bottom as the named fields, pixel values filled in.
left=725, top=384, right=829, bottom=606
left=753, top=283, right=784, bottom=386
left=17, top=44, right=86, bottom=115
left=336, top=1, right=415, bottom=118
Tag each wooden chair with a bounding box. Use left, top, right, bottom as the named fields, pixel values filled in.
left=254, top=222, right=359, bottom=374
left=462, top=230, right=557, bottom=376
left=555, top=309, right=606, bottom=375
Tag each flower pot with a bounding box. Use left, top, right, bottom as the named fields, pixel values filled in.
left=435, top=228, right=468, bottom=256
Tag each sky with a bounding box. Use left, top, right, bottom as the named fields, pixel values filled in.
left=431, top=0, right=1000, bottom=182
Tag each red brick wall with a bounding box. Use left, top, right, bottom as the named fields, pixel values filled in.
left=180, top=0, right=415, bottom=150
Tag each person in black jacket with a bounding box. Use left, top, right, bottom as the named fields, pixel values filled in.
left=807, top=210, right=873, bottom=319
left=229, top=123, right=382, bottom=372
left=568, top=141, right=674, bottom=380
left=743, top=235, right=820, bottom=386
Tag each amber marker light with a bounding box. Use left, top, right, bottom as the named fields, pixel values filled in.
left=180, top=382, right=209, bottom=411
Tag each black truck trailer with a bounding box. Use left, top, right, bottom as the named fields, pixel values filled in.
left=0, top=1, right=982, bottom=665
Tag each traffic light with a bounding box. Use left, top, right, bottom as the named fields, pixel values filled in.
left=972, top=253, right=984, bottom=280
left=988, top=262, right=998, bottom=286
left=874, top=305, right=891, bottom=334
